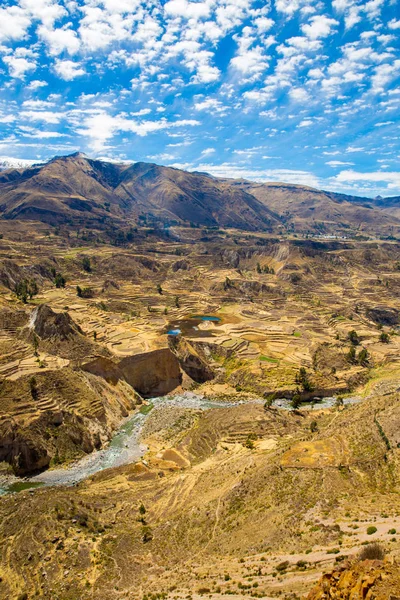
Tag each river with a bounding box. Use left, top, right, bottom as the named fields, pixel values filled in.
left=0, top=392, right=362, bottom=495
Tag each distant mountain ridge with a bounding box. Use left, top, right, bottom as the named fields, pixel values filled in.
left=0, top=153, right=399, bottom=235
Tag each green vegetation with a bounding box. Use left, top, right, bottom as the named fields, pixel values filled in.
left=380, top=332, right=390, bottom=343
left=76, top=285, right=95, bottom=298
left=259, top=355, right=279, bottom=363
left=82, top=256, right=92, bottom=272
left=348, top=330, right=360, bottom=345
left=15, top=279, right=38, bottom=303
left=359, top=542, right=384, bottom=559
left=54, top=272, right=66, bottom=288
left=366, top=526, right=377, bottom=535
left=295, top=367, right=313, bottom=392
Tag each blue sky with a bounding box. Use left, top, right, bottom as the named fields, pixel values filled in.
left=0, top=0, right=399, bottom=197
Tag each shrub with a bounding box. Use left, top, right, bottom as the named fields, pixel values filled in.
left=77, top=286, right=94, bottom=298
left=348, top=330, right=360, bottom=345
left=358, top=348, right=369, bottom=366
left=347, top=346, right=357, bottom=364
left=276, top=561, right=289, bottom=573
left=380, top=332, right=390, bottom=343
left=142, top=525, right=153, bottom=543
left=291, top=394, right=301, bottom=409
left=54, top=272, right=66, bottom=288
left=366, top=526, right=377, bottom=535
left=82, top=256, right=92, bottom=272
left=358, top=542, right=385, bottom=560
left=388, top=529, right=396, bottom=535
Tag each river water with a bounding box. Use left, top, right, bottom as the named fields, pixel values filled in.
left=0, top=392, right=362, bottom=496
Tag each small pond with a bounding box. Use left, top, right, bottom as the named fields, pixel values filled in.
left=166, top=315, right=222, bottom=337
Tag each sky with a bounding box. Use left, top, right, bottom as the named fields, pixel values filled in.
left=0, top=0, right=399, bottom=197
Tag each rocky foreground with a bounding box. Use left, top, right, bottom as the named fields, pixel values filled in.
left=308, top=559, right=400, bottom=599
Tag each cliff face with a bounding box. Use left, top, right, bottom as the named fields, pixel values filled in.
left=168, top=335, right=214, bottom=383
left=0, top=368, right=139, bottom=475
left=307, top=559, right=400, bottom=599
left=119, top=348, right=182, bottom=397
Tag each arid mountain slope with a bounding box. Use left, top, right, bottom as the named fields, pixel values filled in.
left=0, top=153, right=280, bottom=231
left=1, top=153, right=399, bottom=234
left=234, top=181, right=400, bottom=236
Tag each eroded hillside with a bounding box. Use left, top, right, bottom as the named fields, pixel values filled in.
left=1, top=176, right=400, bottom=598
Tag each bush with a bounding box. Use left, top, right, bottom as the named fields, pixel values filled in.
left=77, top=286, right=95, bottom=298
left=358, top=542, right=385, bottom=560
left=142, top=525, right=153, bottom=543
left=380, top=332, right=390, bottom=343
left=276, top=561, right=289, bottom=573
left=366, top=526, right=377, bottom=535
left=54, top=272, right=66, bottom=288
left=348, top=330, right=360, bottom=345
left=358, top=348, right=369, bottom=366
left=82, top=256, right=92, bottom=272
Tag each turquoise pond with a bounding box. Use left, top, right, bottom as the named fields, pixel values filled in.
left=166, top=315, right=221, bottom=337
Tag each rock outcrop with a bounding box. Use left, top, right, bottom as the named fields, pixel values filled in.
left=119, top=348, right=182, bottom=397
left=30, top=304, right=83, bottom=340
left=307, top=559, right=400, bottom=599
left=168, top=335, right=214, bottom=383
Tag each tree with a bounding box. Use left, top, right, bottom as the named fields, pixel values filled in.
left=82, top=256, right=91, bottom=273
left=76, top=285, right=82, bottom=298
left=310, top=420, right=318, bottom=433
left=256, top=262, right=262, bottom=274
left=358, top=347, right=369, bottom=366
left=348, top=330, right=360, bottom=345
left=295, top=367, right=313, bottom=392
left=15, top=279, right=38, bottom=303
left=379, top=332, right=390, bottom=343
left=157, top=284, right=163, bottom=295
left=347, top=346, right=357, bottom=364
left=291, top=394, right=301, bottom=409
left=29, top=376, right=38, bottom=400
left=54, top=272, right=66, bottom=288
left=175, top=296, right=180, bottom=308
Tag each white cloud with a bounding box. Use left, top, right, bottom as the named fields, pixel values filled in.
left=297, top=119, right=313, bottom=127
left=194, top=98, right=227, bottom=113
left=20, top=110, right=64, bottom=124
left=302, top=15, right=339, bottom=40
left=77, top=112, right=200, bottom=152
left=289, top=87, right=309, bottom=102
left=191, top=162, right=321, bottom=187
left=200, top=147, right=216, bottom=157
left=27, top=79, right=48, bottom=90
left=326, top=160, right=355, bottom=167
left=0, top=6, right=32, bottom=43
left=3, top=55, right=36, bottom=79
left=38, top=25, right=80, bottom=55
left=334, top=169, right=400, bottom=190
left=388, top=19, right=400, bottom=30
left=54, top=60, right=85, bottom=81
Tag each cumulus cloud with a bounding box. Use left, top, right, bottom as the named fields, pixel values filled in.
left=302, top=15, right=339, bottom=40
left=54, top=60, right=85, bottom=80
left=3, top=54, right=36, bottom=79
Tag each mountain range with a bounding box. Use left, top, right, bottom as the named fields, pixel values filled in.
left=0, top=152, right=399, bottom=236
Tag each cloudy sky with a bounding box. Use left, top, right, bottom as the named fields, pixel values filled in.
left=0, top=0, right=399, bottom=197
